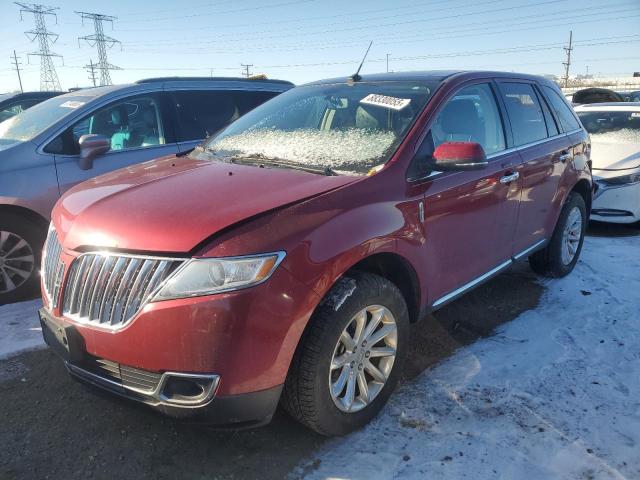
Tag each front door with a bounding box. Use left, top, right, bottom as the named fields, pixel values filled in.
left=48, top=93, right=179, bottom=196
left=411, top=82, right=522, bottom=305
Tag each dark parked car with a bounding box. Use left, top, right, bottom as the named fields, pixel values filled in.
left=0, top=91, right=64, bottom=122
left=0, top=77, right=293, bottom=303
left=39, top=71, right=591, bottom=435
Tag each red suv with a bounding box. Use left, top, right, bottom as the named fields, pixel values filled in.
left=39, top=71, right=591, bottom=436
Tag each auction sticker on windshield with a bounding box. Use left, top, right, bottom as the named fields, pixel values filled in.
left=360, top=94, right=411, bottom=111
left=60, top=101, right=85, bottom=109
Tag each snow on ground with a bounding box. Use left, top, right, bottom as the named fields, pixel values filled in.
left=293, top=234, right=640, bottom=480
left=0, top=299, right=43, bottom=359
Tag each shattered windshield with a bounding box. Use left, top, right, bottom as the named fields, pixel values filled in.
left=577, top=110, right=640, bottom=144
left=197, top=81, right=439, bottom=175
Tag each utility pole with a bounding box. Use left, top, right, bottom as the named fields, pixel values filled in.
left=15, top=2, right=62, bottom=91
left=76, top=11, right=121, bottom=86
left=562, top=30, right=573, bottom=88
left=241, top=63, right=253, bottom=78
left=386, top=53, right=390, bottom=73
left=85, top=59, right=97, bottom=87
left=11, top=50, right=24, bottom=92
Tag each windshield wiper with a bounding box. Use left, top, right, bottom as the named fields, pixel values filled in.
left=228, top=155, right=339, bottom=176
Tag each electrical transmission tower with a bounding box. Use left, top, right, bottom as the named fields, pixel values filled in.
left=15, top=2, right=62, bottom=91
left=562, top=30, right=573, bottom=88
left=85, top=59, right=97, bottom=87
left=11, top=50, right=24, bottom=92
left=76, top=11, right=121, bottom=86
left=241, top=63, right=253, bottom=78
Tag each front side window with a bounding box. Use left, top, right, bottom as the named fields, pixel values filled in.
left=171, top=90, right=278, bottom=142
left=46, top=95, right=166, bottom=155
left=195, top=81, right=439, bottom=175
left=542, top=85, right=581, bottom=132
left=431, top=83, right=506, bottom=155
left=498, top=82, right=548, bottom=146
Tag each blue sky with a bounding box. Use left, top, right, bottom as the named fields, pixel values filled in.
left=1, top=0, right=639, bottom=91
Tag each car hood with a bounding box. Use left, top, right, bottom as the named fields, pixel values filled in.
left=590, top=140, right=640, bottom=172
left=53, top=155, right=357, bottom=253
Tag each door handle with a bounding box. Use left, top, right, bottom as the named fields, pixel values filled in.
left=499, top=171, right=519, bottom=184
left=559, top=152, right=573, bottom=163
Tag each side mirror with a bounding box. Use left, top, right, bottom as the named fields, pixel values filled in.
left=432, top=141, right=488, bottom=171
left=78, top=134, right=110, bottom=170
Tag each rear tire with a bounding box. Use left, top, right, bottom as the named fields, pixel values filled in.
left=0, top=214, right=45, bottom=305
left=529, top=192, right=586, bottom=278
left=282, top=273, right=409, bottom=436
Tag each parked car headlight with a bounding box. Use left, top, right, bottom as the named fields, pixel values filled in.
left=598, top=171, right=640, bottom=186
left=153, top=252, right=285, bottom=300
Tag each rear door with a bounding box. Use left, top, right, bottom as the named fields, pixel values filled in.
left=168, top=89, right=281, bottom=152
left=410, top=82, right=522, bottom=304
left=496, top=81, right=571, bottom=255
left=46, top=92, right=179, bottom=195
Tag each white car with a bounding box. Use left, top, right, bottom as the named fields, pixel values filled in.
left=575, top=102, right=640, bottom=223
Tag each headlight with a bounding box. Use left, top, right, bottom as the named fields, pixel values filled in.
left=598, top=171, right=640, bottom=186
left=153, top=252, right=285, bottom=301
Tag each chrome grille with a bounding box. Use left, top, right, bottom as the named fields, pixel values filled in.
left=62, top=253, right=182, bottom=328
left=42, top=228, right=65, bottom=308
left=81, top=356, right=162, bottom=393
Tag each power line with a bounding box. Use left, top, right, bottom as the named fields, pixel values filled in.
left=15, top=2, right=62, bottom=91
left=76, top=11, right=121, bottom=86
left=11, top=50, right=24, bottom=92
left=241, top=63, right=253, bottom=77
left=85, top=59, right=97, bottom=87
left=562, top=30, right=574, bottom=87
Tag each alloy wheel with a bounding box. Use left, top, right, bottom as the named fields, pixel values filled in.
left=329, top=305, right=397, bottom=413
left=561, top=206, right=583, bottom=266
left=0, top=230, right=35, bottom=294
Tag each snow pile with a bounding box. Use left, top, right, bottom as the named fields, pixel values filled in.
left=590, top=129, right=640, bottom=144
left=293, top=235, right=640, bottom=480
left=212, top=128, right=396, bottom=171
left=0, top=299, right=43, bottom=359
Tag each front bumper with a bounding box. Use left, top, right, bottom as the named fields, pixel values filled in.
left=591, top=180, right=640, bottom=224
left=40, top=306, right=283, bottom=426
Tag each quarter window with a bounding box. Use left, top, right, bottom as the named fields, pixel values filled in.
left=542, top=85, right=581, bottom=132
left=498, top=82, right=548, bottom=146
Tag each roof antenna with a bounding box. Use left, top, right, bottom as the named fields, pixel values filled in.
left=350, top=41, right=373, bottom=82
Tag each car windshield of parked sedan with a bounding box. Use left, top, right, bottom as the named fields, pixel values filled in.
left=0, top=95, right=91, bottom=148
left=196, top=81, right=439, bottom=175
left=577, top=110, right=640, bottom=144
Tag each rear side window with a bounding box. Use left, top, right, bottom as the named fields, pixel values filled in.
left=498, top=82, right=548, bottom=146
left=170, top=90, right=279, bottom=142
left=542, top=85, right=581, bottom=132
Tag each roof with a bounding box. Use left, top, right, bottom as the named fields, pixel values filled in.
left=574, top=102, right=640, bottom=111
left=135, top=76, right=294, bottom=86
left=302, top=70, right=554, bottom=86
left=0, top=91, right=64, bottom=102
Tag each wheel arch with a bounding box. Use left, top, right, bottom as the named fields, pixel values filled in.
left=570, top=178, right=592, bottom=215
left=0, top=204, right=49, bottom=230
left=336, top=252, right=422, bottom=324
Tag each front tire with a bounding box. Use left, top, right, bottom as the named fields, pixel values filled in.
left=529, top=192, right=587, bottom=278
left=0, top=214, right=45, bottom=305
left=282, top=273, right=409, bottom=436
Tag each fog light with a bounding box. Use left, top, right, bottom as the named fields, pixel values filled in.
left=158, top=373, right=219, bottom=406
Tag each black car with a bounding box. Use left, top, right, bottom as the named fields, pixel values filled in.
left=0, top=91, right=65, bottom=122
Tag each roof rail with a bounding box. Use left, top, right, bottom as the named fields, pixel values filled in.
left=135, top=76, right=294, bottom=85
